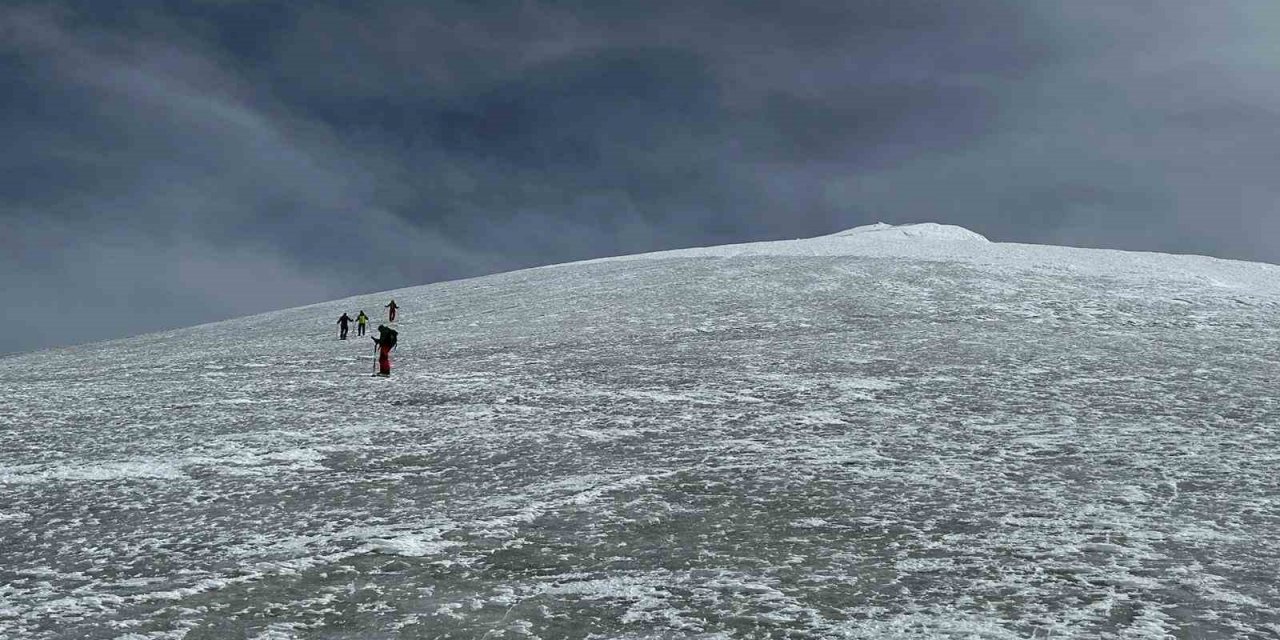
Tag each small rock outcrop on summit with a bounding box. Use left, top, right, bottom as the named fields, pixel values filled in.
left=2, top=226, right=1279, bottom=638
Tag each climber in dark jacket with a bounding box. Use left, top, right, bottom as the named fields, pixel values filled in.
left=337, top=313, right=352, bottom=340
left=371, top=324, right=398, bottom=376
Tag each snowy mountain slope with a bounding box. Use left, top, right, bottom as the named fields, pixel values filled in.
left=2, top=224, right=1279, bottom=638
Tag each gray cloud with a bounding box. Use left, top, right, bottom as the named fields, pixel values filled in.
left=4, top=1, right=1280, bottom=355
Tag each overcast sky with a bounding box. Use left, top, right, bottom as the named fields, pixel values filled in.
left=3, top=1, right=1279, bottom=355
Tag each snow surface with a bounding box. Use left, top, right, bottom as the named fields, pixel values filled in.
left=2, top=223, right=1279, bottom=638
left=826, top=222, right=992, bottom=242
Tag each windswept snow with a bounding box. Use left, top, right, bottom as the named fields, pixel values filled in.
left=1, top=225, right=1279, bottom=638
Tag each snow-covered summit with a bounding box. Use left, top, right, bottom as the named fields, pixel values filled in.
left=586, top=221, right=1279, bottom=296
left=826, top=222, right=991, bottom=242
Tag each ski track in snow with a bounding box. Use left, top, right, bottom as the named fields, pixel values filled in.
left=2, top=230, right=1280, bottom=638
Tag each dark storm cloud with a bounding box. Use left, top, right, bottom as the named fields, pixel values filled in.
left=3, top=1, right=1279, bottom=354
left=830, top=1, right=1280, bottom=256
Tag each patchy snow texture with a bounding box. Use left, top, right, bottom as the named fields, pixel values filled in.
left=2, top=224, right=1279, bottom=638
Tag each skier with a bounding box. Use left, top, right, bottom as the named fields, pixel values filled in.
left=337, top=312, right=352, bottom=340
left=371, top=324, right=398, bottom=376
left=385, top=299, right=399, bottom=322
left=356, top=310, right=369, bottom=337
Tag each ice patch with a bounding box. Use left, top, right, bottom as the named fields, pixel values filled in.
left=0, top=460, right=185, bottom=484
left=262, top=448, right=328, bottom=469
left=249, top=623, right=308, bottom=640
left=364, top=527, right=461, bottom=557
left=896, top=557, right=959, bottom=573
left=832, top=378, right=898, bottom=391
left=829, top=611, right=1028, bottom=639
left=791, top=517, right=833, bottom=529
left=434, top=602, right=465, bottom=619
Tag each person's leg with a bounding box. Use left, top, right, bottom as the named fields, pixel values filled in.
left=379, top=345, right=391, bottom=375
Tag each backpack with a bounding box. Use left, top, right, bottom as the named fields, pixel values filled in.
left=383, top=327, right=398, bottom=350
